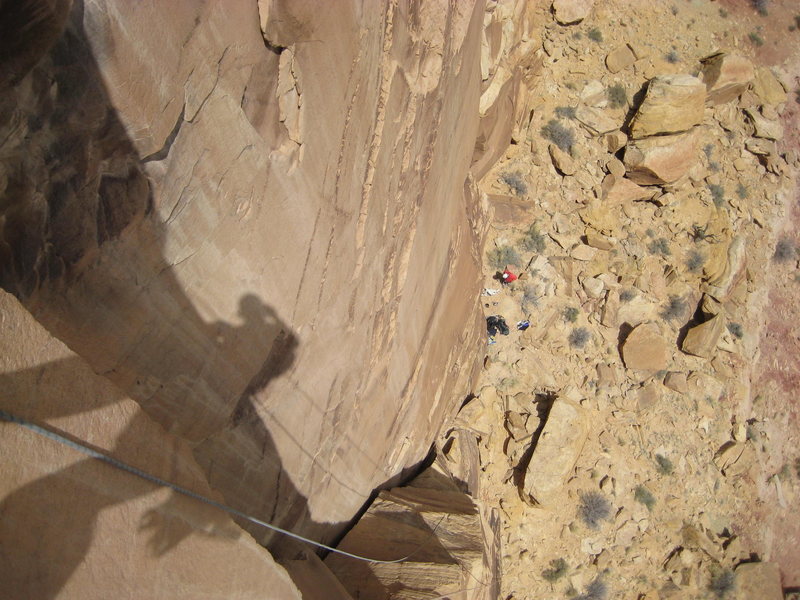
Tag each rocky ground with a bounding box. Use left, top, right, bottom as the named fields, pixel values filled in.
left=440, top=1, right=800, bottom=598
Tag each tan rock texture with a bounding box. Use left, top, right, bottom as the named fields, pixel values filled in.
left=0, top=291, right=301, bottom=600
left=0, top=0, right=489, bottom=555
left=623, top=129, right=699, bottom=185
left=629, top=74, right=706, bottom=138
left=734, top=562, right=783, bottom=600
left=700, top=53, right=754, bottom=105
left=621, top=323, right=669, bottom=372
left=552, top=0, right=594, bottom=25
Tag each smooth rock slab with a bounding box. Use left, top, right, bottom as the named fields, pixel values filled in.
left=621, top=323, right=669, bottom=371
left=682, top=314, right=725, bottom=358
left=629, top=74, right=706, bottom=138
left=734, top=562, right=783, bottom=600
left=623, top=128, right=699, bottom=185
left=700, top=53, right=754, bottom=105
left=552, top=0, right=594, bottom=24
left=522, top=398, right=588, bottom=504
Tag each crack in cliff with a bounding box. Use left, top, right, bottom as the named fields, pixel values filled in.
left=141, top=105, right=185, bottom=163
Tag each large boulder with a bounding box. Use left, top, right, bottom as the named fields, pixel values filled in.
left=700, top=53, right=754, bottom=105
left=623, top=128, right=699, bottom=185
left=552, top=0, right=594, bottom=25
left=629, top=74, right=706, bottom=138
left=621, top=323, right=669, bottom=372
left=734, top=562, right=783, bottom=600
left=522, top=398, right=588, bottom=504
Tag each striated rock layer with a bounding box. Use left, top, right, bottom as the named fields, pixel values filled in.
left=0, top=0, right=496, bottom=565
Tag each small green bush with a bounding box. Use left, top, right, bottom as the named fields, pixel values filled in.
left=753, top=0, right=769, bottom=16
left=749, top=31, right=765, bottom=46
left=564, top=306, right=579, bottom=323
left=661, top=295, right=687, bottom=322
left=648, top=238, right=671, bottom=256
left=634, top=485, right=656, bottom=511
left=541, top=119, right=575, bottom=152
left=487, top=245, right=521, bottom=269
left=555, top=105, right=577, bottom=120
left=708, top=184, right=725, bottom=208
left=655, top=454, right=674, bottom=475
left=709, top=568, right=736, bottom=598
left=541, top=557, right=568, bottom=582
left=719, top=8, right=729, bottom=18
left=607, top=83, right=627, bottom=108
left=578, top=491, right=611, bottom=529
left=686, top=249, right=705, bottom=273
left=736, top=183, right=748, bottom=200
left=727, top=322, right=744, bottom=339
left=588, top=28, right=603, bottom=43
left=575, top=577, right=608, bottom=600
left=520, top=223, right=546, bottom=253
left=619, top=288, right=635, bottom=303
left=664, top=50, right=680, bottom=64
left=569, top=327, right=590, bottom=349
left=500, top=172, right=527, bottom=197
left=774, top=238, right=796, bottom=263
left=703, top=144, right=714, bottom=159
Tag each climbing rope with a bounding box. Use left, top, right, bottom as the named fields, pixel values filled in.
left=0, top=409, right=443, bottom=565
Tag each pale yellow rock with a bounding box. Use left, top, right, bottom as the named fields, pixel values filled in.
left=585, top=230, right=616, bottom=250
left=606, top=44, right=636, bottom=73
left=629, top=74, right=706, bottom=138
left=522, top=399, right=588, bottom=504
left=549, top=143, right=577, bottom=175
left=734, top=563, right=783, bottom=599
left=752, top=67, right=787, bottom=105
left=576, top=106, right=619, bottom=135
left=682, top=314, right=725, bottom=358
left=582, top=276, right=605, bottom=298
left=663, top=371, right=688, bottom=394
left=704, top=236, right=746, bottom=300
left=552, top=0, right=594, bottom=24
left=745, top=108, right=783, bottom=141
left=601, top=174, right=657, bottom=203
left=605, top=129, right=628, bottom=152
left=606, top=157, right=626, bottom=177
left=622, top=323, right=669, bottom=372
left=571, top=244, right=598, bottom=261
left=699, top=53, right=754, bottom=105
left=623, top=129, right=699, bottom=185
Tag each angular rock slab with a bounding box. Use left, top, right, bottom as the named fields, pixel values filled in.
left=700, top=53, right=754, bottom=105
left=629, top=74, right=706, bottom=138
left=621, top=323, right=669, bottom=372
left=606, top=44, right=636, bottom=73
left=752, top=67, right=787, bottom=105
left=522, top=398, right=588, bottom=504
left=682, top=313, right=725, bottom=358
left=623, top=128, right=699, bottom=185
left=601, top=174, right=657, bottom=203
left=552, top=0, right=594, bottom=24
left=734, top=562, right=783, bottom=600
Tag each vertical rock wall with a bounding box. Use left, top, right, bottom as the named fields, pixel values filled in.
left=0, top=0, right=494, bottom=549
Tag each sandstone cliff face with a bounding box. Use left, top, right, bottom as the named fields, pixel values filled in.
left=0, top=0, right=493, bottom=562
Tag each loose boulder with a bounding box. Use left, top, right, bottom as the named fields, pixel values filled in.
left=621, top=323, right=669, bottom=371
left=752, top=67, right=787, bottom=105
left=682, top=313, right=725, bottom=358
left=605, top=44, right=636, bottom=73
left=623, top=128, right=699, bottom=185
left=552, top=0, right=594, bottom=25
left=522, top=398, right=588, bottom=504
left=699, top=53, right=754, bottom=105
left=629, top=74, right=706, bottom=138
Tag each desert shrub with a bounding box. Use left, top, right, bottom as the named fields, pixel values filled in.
left=607, top=83, right=627, bottom=108
left=575, top=577, right=609, bottom=600
left=564, top=306, right=579, bottom=323
left=691, top=224, right=717, bottom=243
left=634, top=485, right=656, bottom=511
left=749, top=31, right=764, bottom=46
left=753, top=0, right=769, bottom=16
left=664, top=50, right=680, bottom=64
left=619, top=288, right=636, bottom=303
left=569, top=327, right=590, bottom=348
left=709, top=568, right=736, bottom=598
left=645, top=228, right=656, bottom=238
left=487, top=245, right=520, bottom=269
left=655, top=454, right=674, bottom=475
left=555, top=105, right=577, bottom=120
left=541, top=119, right=575, bottom=152
left=500, top=172, right=528, bottom=197
left=709, top=161, right=720, bottom=172
left=773, top=238, right=796, bottom=263
left=541, top=557, right=568, bottom=582
left=661, top=295, right=687, bottom=321
left=703, top=144, right=714, bottom=158
left=708, top=184, right=725, bottom=208
left=727, top=322, right=744, bottom=339
left=648, top=238, right=671, bottom=256
left=520, top=223, right=546, bottom=253
left=588, top=28, right=603, bottom=43
left=578, top=491, right=610, bottom=529
left=736, top=183, right=748, bottom=200
left=686, top=249, right=705, bottom=273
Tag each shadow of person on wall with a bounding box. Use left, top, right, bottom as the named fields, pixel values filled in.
left=0, top=2, right=330, bottom=597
